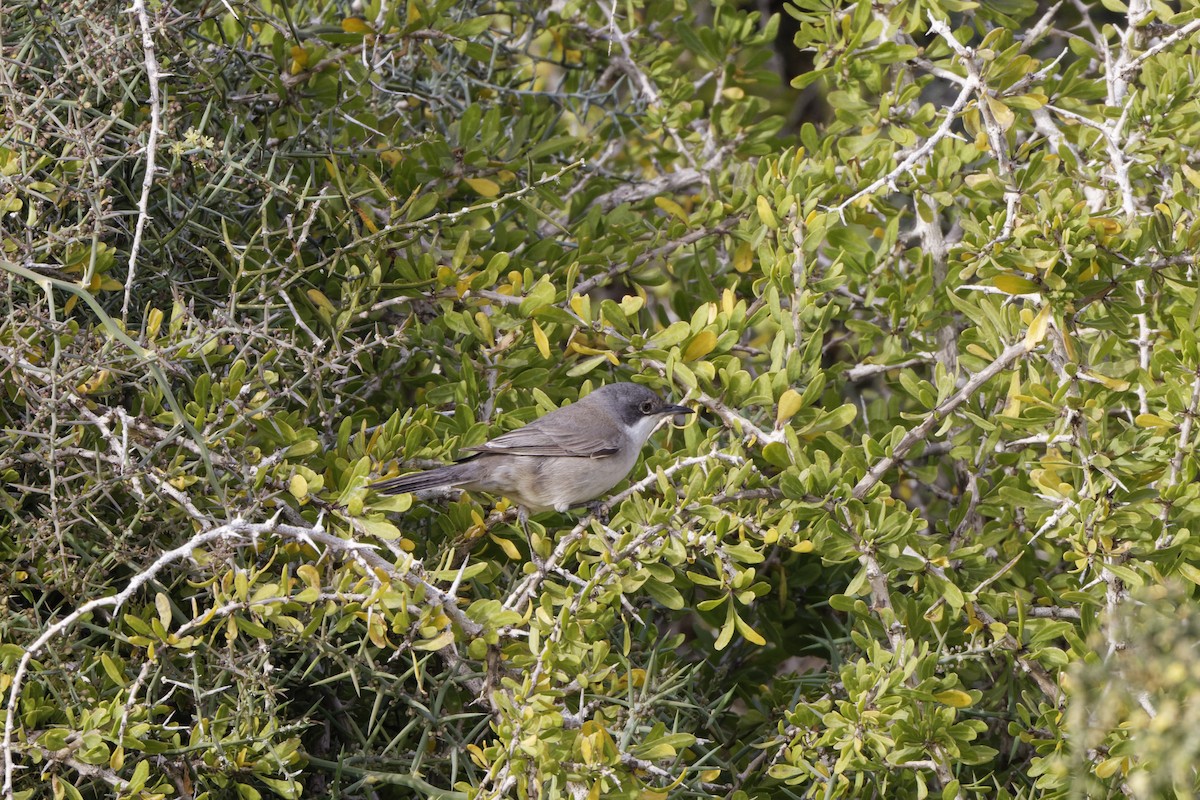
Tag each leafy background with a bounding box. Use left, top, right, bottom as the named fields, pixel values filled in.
left=3, top=0, right=1200, bottom=797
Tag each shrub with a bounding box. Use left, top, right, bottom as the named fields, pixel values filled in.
left=3, top=0, right=1200, bottom=798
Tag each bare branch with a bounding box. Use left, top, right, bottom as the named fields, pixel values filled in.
left=853, top=340, right=1031, bottom=501
left=122, top=0, right=164, bottom=321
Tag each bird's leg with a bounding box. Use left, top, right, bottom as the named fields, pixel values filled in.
left=518, top=507, right=543, bottom=567
left=584, top=499, right=610, bottom=524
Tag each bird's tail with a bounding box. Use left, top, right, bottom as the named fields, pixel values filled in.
left=371, top=463, right=471, bottom=495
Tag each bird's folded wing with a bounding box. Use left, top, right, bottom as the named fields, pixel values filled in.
left=462, top=414, right=620, bottom=458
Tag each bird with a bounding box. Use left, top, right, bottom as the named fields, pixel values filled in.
left=371, top=383, right=692, bottom=519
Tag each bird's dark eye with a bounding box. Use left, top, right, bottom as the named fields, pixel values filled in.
left=639, top=400, right=655, bottom=414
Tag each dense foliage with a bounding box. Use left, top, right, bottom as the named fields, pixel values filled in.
left=4, top=0, right=1200, bottom=797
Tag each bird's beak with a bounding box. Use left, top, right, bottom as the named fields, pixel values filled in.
left=659, top=404, right=694, bottom=425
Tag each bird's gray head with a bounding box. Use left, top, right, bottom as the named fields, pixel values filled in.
left=589, top=383, right=693, bottom=442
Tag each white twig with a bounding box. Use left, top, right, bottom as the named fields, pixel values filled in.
left=853, top=340, right=1031, bottom=501
left=845, top=357, right=932, bottom=382
left=640, top=357, right=781, bottom=445
left=501, top=450, right=726, bottom=613
left=1168, top=371, right=1200, bottom=488
left=832, top=73, right=978, bottom=215
left=277, top=289, right=325, bottom=349
left=122, top=0, right=164, bottom=320
left=1028, top=496, right=1075, bottom=546
left=1019, top=1, right=1064, bottom=53
left=597, top=2, right=697, bottom=171
left=1121, top=19, right=1200, bottom=79
left=2, top=520, right=259, bottom=799
left=1158, top=369, right=1200, bottom=542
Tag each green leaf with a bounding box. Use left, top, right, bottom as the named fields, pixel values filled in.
left=370, top=492, right=414, bottom=512
left=359, top=517, right=403, bottom=540
left=566, top=354, right=609, bottom=377
left=648, top=321, right=692, bottom=348
left=644, top=578, right=685, bottom=610
left=519, top=279, right=557, bottom=316
left=234, top=615, right=273, bottom=639
left=714, top=602, right=737, bottom=650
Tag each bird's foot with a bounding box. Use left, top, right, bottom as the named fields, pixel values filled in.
left=584, top=500, right=610, bottom=523
left=517, top=507, right=546, bottom=567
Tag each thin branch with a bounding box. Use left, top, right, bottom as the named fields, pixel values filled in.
left=3, top=519, right=260, bottom=799
left=1120, top=18, right=1200, bottom=78
left=831, top=73, right=978, bottom=216
left=570, top=217, right=738, bottom=298
left=535, top=167, right=705, bottom=237
left=501, top=449, right=726, bottom=613
left=122, top=0, right=164, bottom=321
left=1158, top=368, right=1200, bottom=542
left=853, top=340, right=1031, bottom=501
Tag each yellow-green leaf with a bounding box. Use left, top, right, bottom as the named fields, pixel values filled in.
left=1006, top=92, right=1047, bottom=110
left=654, top=196, right=688, bottom=222
left=733, top=241, right=754, bottom=273
left=1001, top=370, right=1022, bottom=418
left=1177, top=561, right=1200, bottom=586
left=1182, top=164, right=1200, bottom=191
left=464, top=177, right=500, bottom=197
left=370, top=492, right=413, bottom=512
left=1088, top=371, right=1130, bottom=391
left=341, top=17, right=372, bottom=33
left=993, top=273, right=1039, bottom=295
left=986, top=96, right=1015, bottom=131
left=414, top=628, right=455, bottom=651
left=1024, top=304, right=1051, bottom=350
left=733, top=610, right=767, bottom=646
left=307, top=289, right=335, bottom=315
left=489, top=532, right=523, bottom=560
left=934, top=689, right=974, bottom=708
left=682, top=330, right=717, bottom=362
left=756, top=195, right=777, bottom=229
left=100, top=654, right=125, bottom=685
left=288, top=473, right=308, bottom=499
left=155, top=593, right=172, bottom=629
left=714, top=605, right=736, bottom=651
left=1135, top=413, right=1173, bottom=430
left=649, top=320, right=691, bottom=348
left=776, top=388, right=803, bottom=424
left=531, top=319, right=550, bottom=359
left=296, top=564, right=320, bottom=589
left=367, top=616, right=389, bottom=648
left=360, top=517, right=402, bottom=540
left=145, top=307, right=164, bottom=340
left=569, top=292, right=591, bottom=320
